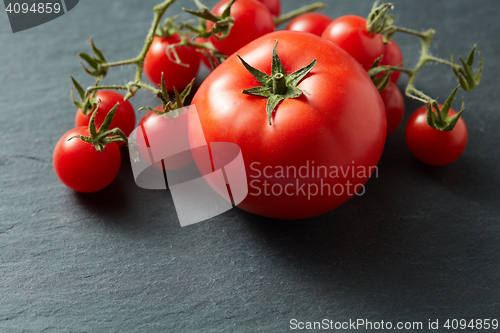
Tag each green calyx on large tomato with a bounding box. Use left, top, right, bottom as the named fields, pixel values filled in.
left=190, top=31, right=386, bottom=219
left=237, top=41, right=316, bottom=125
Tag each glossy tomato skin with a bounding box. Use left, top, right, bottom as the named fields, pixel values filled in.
left=405, top=106, right=468, bottom=166
left=207, top=0, right=275, bottom=56
left=322, top=15, right=385, bottom=71
left=138, top=110, right=156, bottom=128
left=190, top=31, right=386, bottom=219
left=379, top=81, right=405, bottom=136
left=75, top=90, right=136, bottom=148
left=285, top=13, right=333, bottom=36
left=379, top=39, right=403, bottom=83
left=53, top=127, right=121, bottom=193
left=136, top=108, right=193, bottom=171
left=256, top=0, right=281, bottom=16
left=138, top=105, right=163, bottom=128
left=144, top=34, right=200, bottom=91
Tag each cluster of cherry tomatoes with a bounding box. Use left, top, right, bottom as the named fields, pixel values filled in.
left=53, top=0, right=472, bottom=206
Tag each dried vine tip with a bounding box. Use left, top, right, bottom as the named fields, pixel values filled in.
left=367, top=1, right=395, bottom=35
left=451, top=45, right=482, bottom=92
left=78, top=38, right=108, bottom=77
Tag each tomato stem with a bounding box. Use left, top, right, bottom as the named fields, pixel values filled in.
left=273, top=73, right=287, bottom=95
left=87, top=85, right=128, bottom=92
left=72, top=0, right=178, bottom=114
left=366, top=1, right=482, bottom=130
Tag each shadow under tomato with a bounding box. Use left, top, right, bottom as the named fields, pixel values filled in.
left=230, top=136, right=498, bottom=319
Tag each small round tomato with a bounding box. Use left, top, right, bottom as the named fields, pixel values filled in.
left=379, top=39, right=403, bottom=83
left=322, top=15, right=385, bottom=71
left=136, top=108, right=193, bottom=171
left=405, top=105, right=468, bottom=166
left=379, top=81, right=405, bottom=136
left=138, top=109, right=159, bottom=128
left=207, top=0, right=275, bottom=56
left=255, top=0, right=281, bottom=16
left=144, top=34, right=200, bottom=91
left=75, top=90, right=136, bottom=147
left=285, top=13, right=333, bottom=37
left=190, top=31, right=386, bottom=219
left=53, top=127, right=121, bottom=193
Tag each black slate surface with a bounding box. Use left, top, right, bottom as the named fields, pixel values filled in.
left=1, top=0, right=499, bottom=332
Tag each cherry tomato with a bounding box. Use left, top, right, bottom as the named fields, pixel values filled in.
left=138, top=105, right=165, bottom=128
left=138, top=109, right=159, bottom=128
left=136, top=108, right=193, bottom=171
left=322, top=15, right=385, bottom=71
left=75, top=90, right=136, bottom=147
left=53, top=127, right=121, bottom=193
left=379, top=39, right=403, bottom=83
left=285, top=13, right=333, bottom=37
left=405, top=105, right=468, bottom=166
left=144, top=34, right=200, bottom=91
left=207, top=0, right=275, bottom=56
left=255, top=0, right=281, bottom=16
left=379, top=81, right=405, bottom=136
left=190, top=31, right=386, bottom=219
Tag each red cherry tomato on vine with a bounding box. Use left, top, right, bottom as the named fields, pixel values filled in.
left=144, top=34, right=200, bottom=91
left=322, top=15, right=385, bottom=71
left=207, top=0, right=275, bottom=56
left=255, top=0, right=281, bottom=17
left=379, top=81, right=405, bottom=136
left=53, top=127, right=121, bottom=193
left=75, top=90, right=136, bottom=148
left=380, top=39, right=403, bottom=83
left=285, top=13, right=333, bottom=37
left=138, top=109, right=159, bottom=128
left=405, top=106, right=468, bottom=166
left=136, top=108, right=193, bottom=171
left=190, top=31, right=386, bottom=219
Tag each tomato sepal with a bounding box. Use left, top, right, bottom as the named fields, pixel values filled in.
left=451, top=45, right=483, bottom=92
left=366, top=1, right=395, bottom=40
left=77, top=38, right=108, bottom=78
left=70, top=75, right=102, bottom=116
left=69, top=101, right=129, bottom=152
left=368, top=55, right=392, bottom=91
left=237, top=41, right=317, bottom=125
left=137, top=78, right=194, bottom=115
left=183, top=0, right=236, bottom=40
left=426, top=85, right=465, bottom=132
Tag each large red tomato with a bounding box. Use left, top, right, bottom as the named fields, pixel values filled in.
left=322, top=15, right=385, bottom=71
left=207, top=0, right=275, bottom=56
left=190, top=31, right=386, bottom=219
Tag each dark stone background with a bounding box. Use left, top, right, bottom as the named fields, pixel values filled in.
left=1, top=0, right=499, bottom=331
